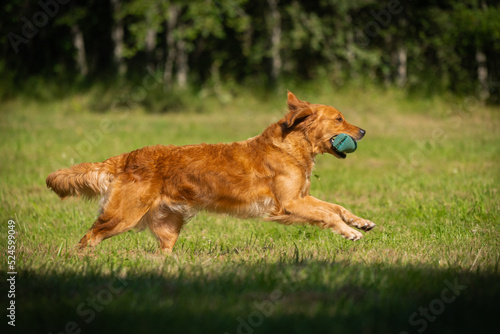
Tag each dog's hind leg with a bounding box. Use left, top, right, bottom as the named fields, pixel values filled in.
left=147, top=206, right=187, bottom=254
left=77, top=178, right=154, bottom=250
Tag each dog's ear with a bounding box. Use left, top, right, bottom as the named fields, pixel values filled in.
left=287, top=90, right=310, bottom=110
left=281, top=91, right=313, bottom=128
left=282, top=107, right=313, bottom=129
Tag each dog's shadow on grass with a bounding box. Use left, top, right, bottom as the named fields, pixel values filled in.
left=17, top=260, right=499, bottom=334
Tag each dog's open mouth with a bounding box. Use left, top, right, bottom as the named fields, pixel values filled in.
left=330, top=134, right=358, bottom=159
left=332, top=147, right=347, bottom=159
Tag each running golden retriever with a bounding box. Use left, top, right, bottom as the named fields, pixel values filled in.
left=46, top=91, right=375, bottom=253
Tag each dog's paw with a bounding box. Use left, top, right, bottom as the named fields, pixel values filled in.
left=360, top=219, right=376, bottom=231
left=338, top=228, right=364, bottom=241
left=347, top=218, right=376, bottom=231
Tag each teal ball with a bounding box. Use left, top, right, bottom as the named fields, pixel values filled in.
left=331, top=134, right=357, bottom=153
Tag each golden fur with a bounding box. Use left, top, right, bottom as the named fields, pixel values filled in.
left=46, top=91, right=375, bottom=253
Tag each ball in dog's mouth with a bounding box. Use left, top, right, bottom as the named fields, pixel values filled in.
left=330, top=134, right=357, bottom=158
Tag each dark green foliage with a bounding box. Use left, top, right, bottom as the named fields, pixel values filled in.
left=1, top=0, right=499, bottom=102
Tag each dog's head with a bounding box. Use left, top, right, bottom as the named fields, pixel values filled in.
left=280, top=91, right=365, bottom=159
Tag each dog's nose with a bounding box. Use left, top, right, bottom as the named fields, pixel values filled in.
left=359, top=129, right=366, bottom=138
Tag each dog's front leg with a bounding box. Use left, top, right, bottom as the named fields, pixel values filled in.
left=269, top=196, right=368, bottom=241
left=324, top=203, right=376, bottom=232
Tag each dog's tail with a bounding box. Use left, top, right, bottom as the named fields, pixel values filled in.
left=46, top=154, right=127, bottom=200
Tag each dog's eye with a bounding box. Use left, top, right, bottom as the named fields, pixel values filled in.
left=336, top=117, right=343, bottom=122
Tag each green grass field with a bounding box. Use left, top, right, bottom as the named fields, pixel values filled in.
left=1, top=87, right=499, bottom=334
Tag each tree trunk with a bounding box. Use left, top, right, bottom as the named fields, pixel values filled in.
left=267, top=0, right=281, bottom=82
left=381, top=34, right=394, bottom=85
left=145, top=28, right=156, bottom=64
left=164, top=5, right=180, bottom=89
left=394, top=16, right=407, bottom=87
left=396, top=46, right=407, bottom=87
left=242, top=21, right=253, bottom=57
left=71, top=24, right=88, bottom=76
left=110, top=0, right=126, bottom=76
left=345, top=14, right=355, bottom=67
left=175, top=33, right=188, bottom=88
left=476, top=1, right=489, bottom=100
left=144, top=6, right=157, bottom=68
left=476, top=49, right=489, bottom=100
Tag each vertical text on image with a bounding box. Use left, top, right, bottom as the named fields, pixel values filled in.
left=7, top=219, right=17, bottom=327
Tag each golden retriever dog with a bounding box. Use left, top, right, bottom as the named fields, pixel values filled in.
left=46, top=91, right=375, bottom=253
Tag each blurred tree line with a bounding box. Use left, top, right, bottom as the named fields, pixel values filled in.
left=1, top=0, right=499, bottom=102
